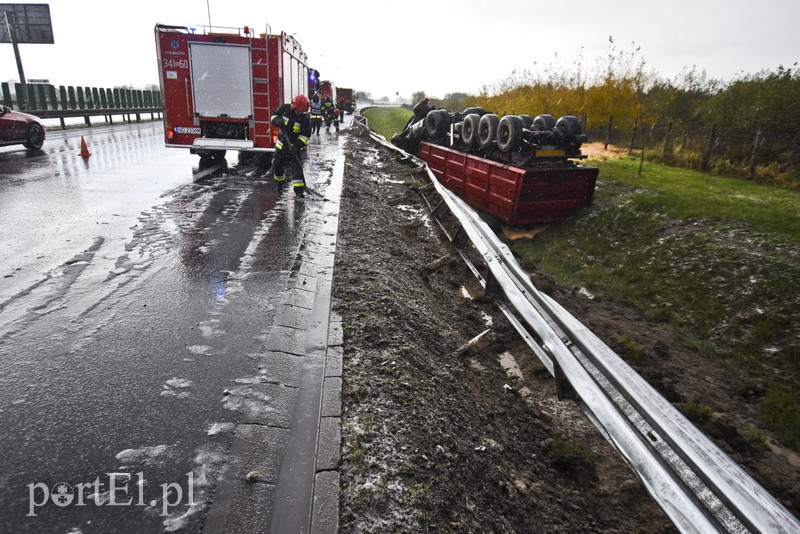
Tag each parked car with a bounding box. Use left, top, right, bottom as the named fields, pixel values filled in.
left=0, top=105, right=46, bottom=149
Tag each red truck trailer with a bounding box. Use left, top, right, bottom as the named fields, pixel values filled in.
left=155, top=23, right=312, bottom=162
left=393, top=103, right=598, bottom=226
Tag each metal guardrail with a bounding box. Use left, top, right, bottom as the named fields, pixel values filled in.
left=351, top=114, right=800, bottom=533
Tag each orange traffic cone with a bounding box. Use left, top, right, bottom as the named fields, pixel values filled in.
left=79, top=136, right=91, bottom=158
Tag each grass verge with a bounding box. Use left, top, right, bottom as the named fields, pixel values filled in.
left=510, top=157, right=800, bottom=448
left=361, top=107, right=412, bottom=141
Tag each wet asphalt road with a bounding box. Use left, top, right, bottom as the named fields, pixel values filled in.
left=0, top=122, right=343, bottom=532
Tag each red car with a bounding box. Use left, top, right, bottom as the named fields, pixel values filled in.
left=0, top=105, right=46, bottom=149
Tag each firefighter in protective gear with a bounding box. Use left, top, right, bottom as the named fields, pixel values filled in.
left=271, top=94, right=312, bottom=197
left=321, top=95, right=338, bottom=132
left=310, top=93, right=323, bottom=135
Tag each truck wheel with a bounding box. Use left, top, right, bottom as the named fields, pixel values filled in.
left=518, top=115, right=534, bottom=130
left=23, top=123, right=45, bottom=149
left=497, top=115, right=524, bottom=152
left=533, top=114, right=556, bottom=131
left=461, top=114, right=481, bottom=147
left=478, top=114, right=500, bottom=150
left=462, top=107, right=486, bottom=116
left=425, top=109, right=450, bottom=139
left=555, top=115, right=583, bottom=136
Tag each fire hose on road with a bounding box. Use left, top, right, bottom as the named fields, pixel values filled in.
left=354, top=115, right=800, bottom=533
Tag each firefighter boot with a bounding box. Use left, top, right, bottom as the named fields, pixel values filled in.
left=293, top=175, right=305, bottom=198
left=274, top=174, right=286, bottom=192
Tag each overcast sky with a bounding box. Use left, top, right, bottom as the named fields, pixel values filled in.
left=1, top=0, right=798, bottom=101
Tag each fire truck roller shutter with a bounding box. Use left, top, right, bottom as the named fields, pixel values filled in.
left=189, top=42, right=254, bottom=119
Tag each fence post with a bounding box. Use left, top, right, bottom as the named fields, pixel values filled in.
left=629, top=116, right=639, bottom=154
left=701, top=124, right=717, bottom=172
left=604, top=114, right=613, bottom=150
left=748, top=128, right=762, bottom=180
left=663, top=121, right=673, bottom=157
left=27, top=84, right=37, bottom=110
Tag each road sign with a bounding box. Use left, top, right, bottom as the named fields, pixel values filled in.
left=0, top=3, right=54, bottom=44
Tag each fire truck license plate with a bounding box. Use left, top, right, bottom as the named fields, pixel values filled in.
left=174, top=127, right=201, bottom=134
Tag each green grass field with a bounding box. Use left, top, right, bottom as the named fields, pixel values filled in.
left=361, top=107, right=800, bottom=447
left=361, top=107, right=412, bottom=141
left=512, top=157, right=800, bottom=446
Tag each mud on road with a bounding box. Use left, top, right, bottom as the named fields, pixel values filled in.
left=331, top=129, right=676, bottom=532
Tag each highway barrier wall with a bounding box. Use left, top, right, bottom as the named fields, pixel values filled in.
left=1, top=81, right=161, bottom=128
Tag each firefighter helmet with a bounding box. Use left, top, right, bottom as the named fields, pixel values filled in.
left=292, top=94, right=310, bottom=113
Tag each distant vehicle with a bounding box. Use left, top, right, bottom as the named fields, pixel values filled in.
left=319, top=80, right=336, bottom=103
left=0, top=105, right=46, bottom=149
left=336, top=87, right=356, bottom=113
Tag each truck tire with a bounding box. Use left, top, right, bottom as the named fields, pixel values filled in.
left=555, top=115, right=583, bottom=136
left=425, top=110, right=450, bottom=139
left=461, top=114, right=481, bottom=147
left=462, top=107, right=486, bottom=116
left=518, top=115, right=534, bottom=130
left=478, top=114, right=500, bottom=150
left=497, top=115, right=524, bottom=152
left=533, top=114, right=556, bottom=131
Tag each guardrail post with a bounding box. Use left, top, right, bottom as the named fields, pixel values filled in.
left=77, top=87, right=85, bottom=109
left=112, top=88, right=120, bottom=108
left=68, top=86, right=76, bottom=109
left=484, top=270, right=502, bottom=300
left=92, top=88, right=100, bottom=109
left=99, top=88, right=108, bottom=109
left=553, top=361, right=577, bottom=401
left=451, top=226, right=468, bottom=250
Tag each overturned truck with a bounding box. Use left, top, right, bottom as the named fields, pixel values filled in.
left=392, top=101, right=599, bottom=225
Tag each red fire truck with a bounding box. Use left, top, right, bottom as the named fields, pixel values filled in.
left=319, top=80, right=336, bottom=103
left=336, top=87, right=355, bottom=113
left=155, top=23, right=313, bottom=163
